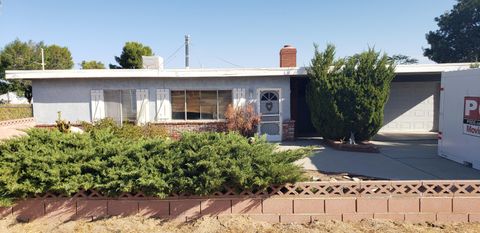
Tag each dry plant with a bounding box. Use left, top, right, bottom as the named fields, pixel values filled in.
left=224, top=103, right=261, bottom=137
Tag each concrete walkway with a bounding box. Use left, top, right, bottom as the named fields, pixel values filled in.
left=284, top=134, right=480, bottom=180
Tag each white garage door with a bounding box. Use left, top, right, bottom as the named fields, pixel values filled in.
left=380, top=81, right=439, bottom=132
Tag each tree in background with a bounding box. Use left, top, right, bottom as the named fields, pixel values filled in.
left=388, top=54, right=419, bottom=65
left=423, top=0, right=480, bottom=63
left=306, top=44, right=395, bottom=142
left=43, top=45, right=74, bottom=69
left=0, top=39, right=74, bottom=101
left=81, top=60, right=105, bottom=69
left=109, top=42, right=153, bottom=69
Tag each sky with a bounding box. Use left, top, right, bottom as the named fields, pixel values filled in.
left=0, top=0, right=457, bottom=69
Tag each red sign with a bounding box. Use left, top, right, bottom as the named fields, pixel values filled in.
left=464, top=97, right=480, bottom=137
left=464, top=97, right=480, bottom=120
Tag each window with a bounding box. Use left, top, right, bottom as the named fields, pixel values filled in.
left=218, top=90, right=232, bottom=119
left=171, top=90, right=185, bottom=120
left=200, top=91, right=217, bottom=119
left=104, top=90, right=136, bottom=124
left=171, top=90, right=232, bottom=120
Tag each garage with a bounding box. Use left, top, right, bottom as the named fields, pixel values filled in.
left=291, top=64, right=472, bottom=137
left=380, top=80, right=440, bottom=132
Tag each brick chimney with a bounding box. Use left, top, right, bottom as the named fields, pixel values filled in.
left=279, top=45, right=297, bottom=67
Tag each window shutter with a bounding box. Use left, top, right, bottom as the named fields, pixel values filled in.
left=90, top=90, right=105, bottom=122
left=156, top=89, right=171, bottom=121
left=136, top=89, right=149, bottom=125
left=233, top=88, right=246, bottom=108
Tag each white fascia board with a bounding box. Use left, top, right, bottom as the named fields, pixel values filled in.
left=394, top=63, right=472, bottom=74
left=6, top=67, right=306, bottom=80
left=4, top=63, right=474, bottom=80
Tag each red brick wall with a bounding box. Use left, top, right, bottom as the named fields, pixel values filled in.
left=156, top=120, right=295, bottom=141
left=6, top=180, right=480, bottom=223
left=6, top=196, right=480, bottom=223
left=153, top=121, right=227, bottom=137
left=280, top=45, right=297, bottom=68
left=282, top=120, right=295, bottom=141
left=0, top=117, right=34, bottom=127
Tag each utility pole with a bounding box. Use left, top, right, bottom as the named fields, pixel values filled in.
left=41, top=48, right=45, bottom=70
left=185, top=35, right=190, bottom=69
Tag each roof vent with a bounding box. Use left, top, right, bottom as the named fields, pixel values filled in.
left=142, top=56, right=164, bottom=69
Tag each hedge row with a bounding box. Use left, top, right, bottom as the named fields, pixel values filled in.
left=0, top=127, right=309, bottom=205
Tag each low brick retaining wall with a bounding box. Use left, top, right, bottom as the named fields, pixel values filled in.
left=154, top=120, right=296, bottom=141
left=2, top=180, right=480, bottom=223
left=152, top=121, right=227, bottom=136
left=325, top=139, right=379, bottom=153
left=0, top=117, right=34, bottom=128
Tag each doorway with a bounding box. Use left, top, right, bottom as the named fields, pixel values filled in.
left=258, top=89, right=282, bottom=141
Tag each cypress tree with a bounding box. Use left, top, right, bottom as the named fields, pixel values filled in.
left=306, top=44, right=395, bottom=141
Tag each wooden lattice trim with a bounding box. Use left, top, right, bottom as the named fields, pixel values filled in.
left=0, top=117, right=34, bottom=127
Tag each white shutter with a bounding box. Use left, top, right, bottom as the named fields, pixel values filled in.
left=233, top=88, right=246, bottom=108
left=156, top=89, right=171, bottom=121
left=90, top=90, right=105, bottom=122
left=136, top=89, right=149, bottom=125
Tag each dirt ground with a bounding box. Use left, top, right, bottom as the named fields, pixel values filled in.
left=1, top=216, right=480, bottom=233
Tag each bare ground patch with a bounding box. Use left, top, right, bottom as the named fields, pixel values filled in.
left=1, top=216, right=480, bottom=233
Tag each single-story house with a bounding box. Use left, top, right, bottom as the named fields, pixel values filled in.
left=5, top=45, right=472, bottom=141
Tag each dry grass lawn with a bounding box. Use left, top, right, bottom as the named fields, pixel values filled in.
left=1, top=216, right=480, bottom=233
left=0, top=105, right=32, bottom=121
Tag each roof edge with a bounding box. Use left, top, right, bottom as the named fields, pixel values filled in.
left=5, top=63, right=474, bottom=80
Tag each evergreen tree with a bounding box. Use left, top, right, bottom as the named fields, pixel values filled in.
left=0, top=39, right=73, bottom=101
left=388, top=54, right=419, bottom=64
left=306, top=44, right=395, bottom=141
left=81, top=60, right=105, bottom=69
left=109, top=42, right=153, bottom=69
left=423, top=0, right=480, bottom=62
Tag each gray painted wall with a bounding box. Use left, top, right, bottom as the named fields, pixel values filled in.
left=32, top=76, right=291, bottom=124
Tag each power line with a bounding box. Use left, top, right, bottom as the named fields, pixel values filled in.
left=190, top=43, right=243, bottom=68
left=215, top=56, right=243, bottom=68
left=164, top=42, right=185, bottom=65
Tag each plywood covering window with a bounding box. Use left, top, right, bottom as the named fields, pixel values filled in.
left=171, top=90, right=232, bottom=120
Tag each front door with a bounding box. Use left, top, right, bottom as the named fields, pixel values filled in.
left=259, top=90, right=282, bottom=141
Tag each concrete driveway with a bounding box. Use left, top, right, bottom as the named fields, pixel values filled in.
left=284, top=133, right=480, bottom=180
left=0, top=122, right=34, bottom=140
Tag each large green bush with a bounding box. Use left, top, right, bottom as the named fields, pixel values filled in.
left=0, top=128, right=308, bottom=204
left=306, top=44, right=395, bottom=141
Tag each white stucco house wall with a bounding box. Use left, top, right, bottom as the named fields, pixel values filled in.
left=5, top=45, right=473, bottom=141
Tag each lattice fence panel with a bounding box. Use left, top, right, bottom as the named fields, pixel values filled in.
left=33, top=180, right=480, bottom=199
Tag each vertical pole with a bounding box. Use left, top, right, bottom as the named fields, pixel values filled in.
left=41, top=48, right=45, bottom=70
left=185, top=35, right=190, bottom=69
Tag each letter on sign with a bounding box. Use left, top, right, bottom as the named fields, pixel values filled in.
left=463, top=97, right=480, bottom=137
